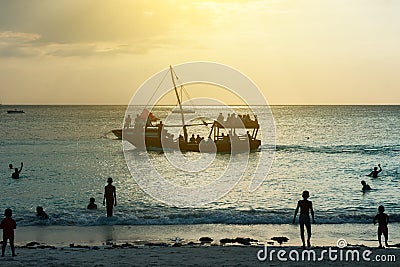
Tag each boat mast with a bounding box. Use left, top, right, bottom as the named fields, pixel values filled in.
left=170, top=65, right=188, bottom=142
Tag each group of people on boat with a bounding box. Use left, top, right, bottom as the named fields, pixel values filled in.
left=216, top=112, right=258, bottom=128
left=188, top=134, right=204, bottom=144
left=124, top=114, right=154, bottom=129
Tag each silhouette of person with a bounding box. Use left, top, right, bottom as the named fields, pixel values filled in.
left=373, top=205, right=389, bottom=248
left=246, top=131, right=252, bottom=141
left=361, top=180, right=371, bottom=191
left=36, top=206, right=49, bottom=219
left=368, top=164, right=382, bottom=178
left=87, top=197, right=97, bottom=210
left=1, top=208, right=16, bottom=257
left=8, top=164, right=13, bottom=169
left=217, top=113, right=224, bottom=123
left=11, top=162, right=23, bottom=179
left=124, top=115, right=132, bottom=129
left=103, top=177, right=117, bottom=217
left=195, top=134, right=202, bottom=144
left=189, top=134, right=196, bottom=143
left=293, top=190, right=315, bottom=248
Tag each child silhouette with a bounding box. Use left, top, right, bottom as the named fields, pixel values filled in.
left=373, top=205, right=389, bottom=248
left=1, top=209, right=17, bottom=257
left=293, top=191, right=315, bottom=248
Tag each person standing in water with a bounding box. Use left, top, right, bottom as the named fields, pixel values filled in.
left=87, top=197, right=97, bottom=210
left=11, top=162, right=23, bottom=179
left=374, top=205, right=389, bottom=248
left=103, top=177, right=117, bottom=217
left=1, top=208, right=17, bottom=257
left=361, top=180, right=372, bottom=191
left=293, top=190, right=315, bottom=248
left=368, top=164, right=382, bottom=178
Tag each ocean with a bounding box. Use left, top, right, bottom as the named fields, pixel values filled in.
left=1, top=105, right=399, bottom=245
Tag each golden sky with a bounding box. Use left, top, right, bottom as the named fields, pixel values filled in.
left=0, top=0, right=399, bottom=105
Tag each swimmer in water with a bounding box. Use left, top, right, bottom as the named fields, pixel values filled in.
left=368, top=164, right=382, bottom=178
left=361, top=180, right=372, bottom=191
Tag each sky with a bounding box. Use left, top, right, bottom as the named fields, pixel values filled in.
left=0, top=0, right=399, bottom=105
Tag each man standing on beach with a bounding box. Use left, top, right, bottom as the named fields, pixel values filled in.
left=103, top=177, right=117, bottom=217
left=293, top=190, right=315, bottom=248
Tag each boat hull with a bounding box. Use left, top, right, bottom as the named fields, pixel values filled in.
left=121, top=128, right=261, bottom=153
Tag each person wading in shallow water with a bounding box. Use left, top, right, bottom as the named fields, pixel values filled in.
left=11, top=162, right=23, bottom=179
left=368, top=164, right=382, bottom=178
left=103, top=177, right=117, bottom=217
left=293, top=190, right=315, bottom=248
left=374, top=205, right=389, bottom=248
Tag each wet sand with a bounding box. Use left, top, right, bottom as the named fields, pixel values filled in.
left=1, top=224, right=399, bottom=266
left=1, top=245, right=399, bottom=266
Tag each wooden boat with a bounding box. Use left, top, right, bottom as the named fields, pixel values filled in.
left=7, top=109, right=24, bottom=114
left=118, top=66, right=261, bottom=153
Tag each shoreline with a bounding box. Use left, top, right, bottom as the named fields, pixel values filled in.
left=12, top=223, right=400, bottom=248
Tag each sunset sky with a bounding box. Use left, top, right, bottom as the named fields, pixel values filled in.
left=0, top=0, right=399, bottom=105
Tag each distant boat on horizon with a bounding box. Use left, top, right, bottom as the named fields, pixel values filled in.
left=171, top=107, right=195, bottom=114
left=7, top=109, right=24, bottom=114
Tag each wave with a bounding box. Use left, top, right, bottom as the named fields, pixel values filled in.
left=269, top=144, right=400, bottom=155
left=15, top=208, right=400, bottom=227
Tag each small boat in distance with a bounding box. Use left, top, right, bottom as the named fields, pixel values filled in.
left=171, top=107, right=195, bottom=114
left=7, top=109, right=24, bottom=114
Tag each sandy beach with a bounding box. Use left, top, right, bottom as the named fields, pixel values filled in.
left=1, top=245, right=399, bottom=266
left=0, top=224, right=398, bottom=266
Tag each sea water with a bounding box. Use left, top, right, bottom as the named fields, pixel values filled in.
left=0, top=105, right=399, bottom=243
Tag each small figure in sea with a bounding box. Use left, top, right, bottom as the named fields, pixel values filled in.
left=373, top=205, right=389, bottom=248
left=361, top=180, right=372, bottom=191
left=8, top=164, right=13, bottom=169
left=103, top=177, right=117, bottom=217
left=124, top=115, right=132, bottom=129
left=293, top=190, right=315, bottom=248
left=11, top=162, right=23, bottom=179
left=36, top=206, right=49, bottom=219
left=1, top=208, right=17, bottom=257
left=368, top=164, right=382, bottom=178
left=87, top=197, right=97, bottom=210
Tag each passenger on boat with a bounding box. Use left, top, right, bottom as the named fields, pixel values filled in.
left=134, top=114, right=144, bottom=128
left=231, top=131, right=240, bottom=143
left=247, top=131, right=252, bottom=141
left=195, top=135, right=202, bottom=144
left=189, top=134, right=196, bottom=143
left=124, top=115, right=132, bottom=129
left=226, top=114, right=232, bottom=125
left=178, top=134, right=185, bottom=143
left=146, top=116, right=153, bottom=127
left=217, top=113, right=224, bottom=123
left=223, top=134, right=230, bottom=142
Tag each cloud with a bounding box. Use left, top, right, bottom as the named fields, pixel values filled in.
left=0, top=31, right=42, bottom=57
left=0, top=0, right=214, bottom=58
